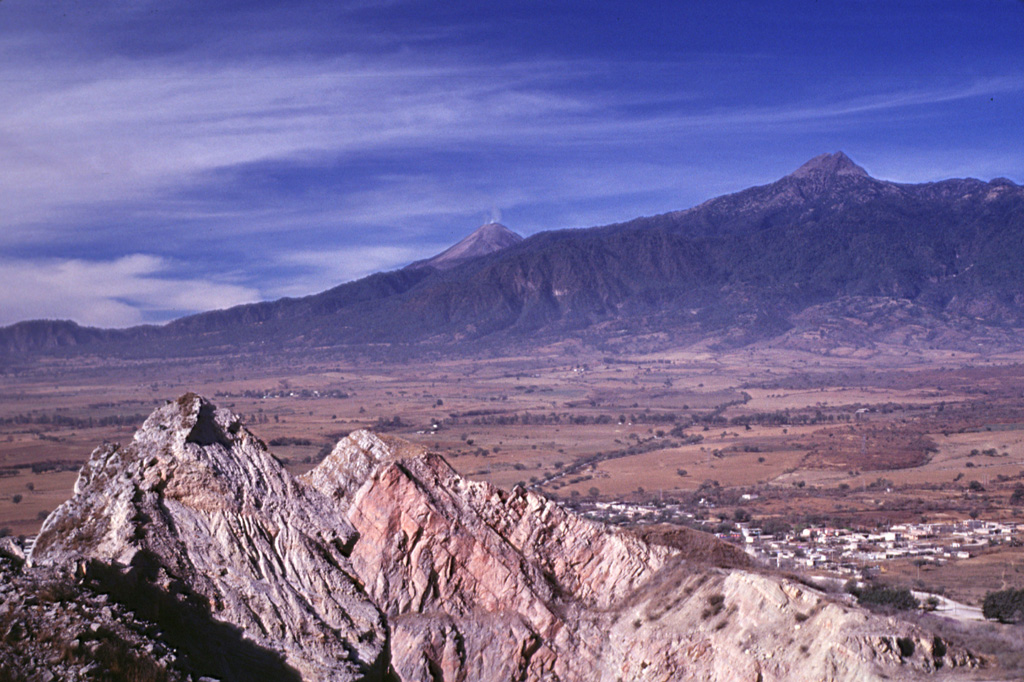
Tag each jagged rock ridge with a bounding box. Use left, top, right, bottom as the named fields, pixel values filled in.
left=29, top=394, right=388, bottom=681
left=19, top=396, right=982, bottom=681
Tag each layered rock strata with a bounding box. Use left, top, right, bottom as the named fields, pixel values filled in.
left=29, top=394, right=388, bottom=682
left=311, top=430, right=977, bottom=681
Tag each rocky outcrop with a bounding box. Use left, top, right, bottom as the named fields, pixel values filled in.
left=28, top=394, right=388, bottom=682
left=600, top=568, right=975, bottom=681
left=0, top=550, right=188, bottom=682
left=304, top=431, right=678, bottom=680
left=309, top=430, right=979, bottom=682
left=18, top=396, right=983, bottom=681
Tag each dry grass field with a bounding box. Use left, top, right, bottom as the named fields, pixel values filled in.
left=884, top=547, right=1024, bottom=606
left=3, top=343, right=1024, bottom=601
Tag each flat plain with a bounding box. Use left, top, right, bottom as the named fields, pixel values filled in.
left=3, top=341, right=1024, bottom=606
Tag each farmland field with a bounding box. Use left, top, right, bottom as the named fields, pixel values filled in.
left=3, top=343, right=1024, bottom=604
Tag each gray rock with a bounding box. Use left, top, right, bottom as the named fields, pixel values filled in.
left=31, top=394, right=388, bottom=681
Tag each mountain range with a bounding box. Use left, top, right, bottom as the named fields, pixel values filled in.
left=3, top=152, right=1023, bottom=359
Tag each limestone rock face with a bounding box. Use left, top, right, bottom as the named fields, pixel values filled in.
left=305, top=431, right=677, bottom=680
left=307, top=430, right=979, bottom=682
left=24, top=398, right=981, bottom=682
left=600, top=568, right=975, bottom=681
left=29, top=394, right=388, bottom=682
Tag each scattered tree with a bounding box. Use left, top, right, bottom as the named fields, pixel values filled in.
left=853, top=584, right=919, bottom=611
left=983, top=589, right=1024, bottom=624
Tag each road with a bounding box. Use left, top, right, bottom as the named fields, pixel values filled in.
left=913, top=591, right=985, bottom=622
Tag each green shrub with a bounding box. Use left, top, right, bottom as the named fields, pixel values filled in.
left=854, top=585, right=919, bottom=610
left=983, top=589, right=1024, bottom=624
left=701, top=593, right=726, bottom=619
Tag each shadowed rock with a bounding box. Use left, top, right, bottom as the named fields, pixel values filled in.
left=30, top=393, right=389, bottom=682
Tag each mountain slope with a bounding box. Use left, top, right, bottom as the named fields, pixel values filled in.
left=15, top=396, right=982, bottom=681
left=406, top=222, right=523, bottom=271
left=3, top=152, right=1023, bottom=358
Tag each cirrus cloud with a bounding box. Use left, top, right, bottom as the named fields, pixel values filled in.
left=0, top=254, right=260, bottom=328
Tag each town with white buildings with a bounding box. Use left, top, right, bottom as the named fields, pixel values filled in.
left=576, top=499, right=1022, bottom=580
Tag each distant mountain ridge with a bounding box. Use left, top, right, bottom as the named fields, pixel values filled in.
left=406, top=222, right=522, bottom=270
left=3, top=152, right=1024, bottom=359
left=790, top=150, right=869, bottom=179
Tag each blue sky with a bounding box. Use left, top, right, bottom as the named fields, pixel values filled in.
left=1, top=0, right=1022, bottom=327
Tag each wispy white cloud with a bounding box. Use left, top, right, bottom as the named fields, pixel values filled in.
left=0, top=255, right=260, bottom=327
left=2, top=46, right=1019, bottom=240
left=271, top=245, right=443, bottom=298
left=606, top=77, right=1024, bottom=139
left=0, top=56, right=596, bottom=233
left=297, top=161, right=691, bottom=229
left=1, top=11, right=1023, bottom=329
